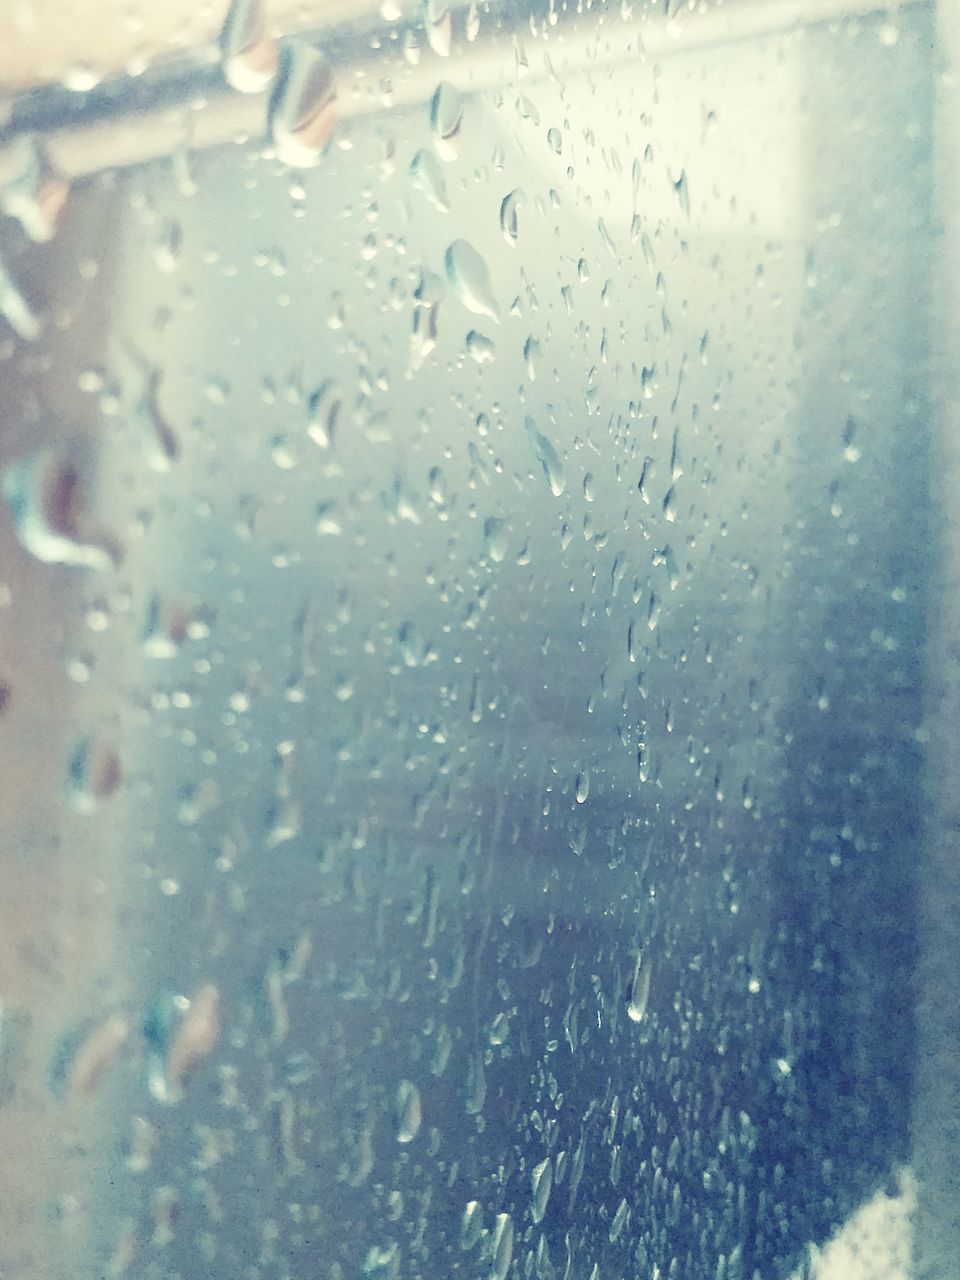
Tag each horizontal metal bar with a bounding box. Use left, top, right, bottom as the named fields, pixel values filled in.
left=0, top=0, right=930, bottom=184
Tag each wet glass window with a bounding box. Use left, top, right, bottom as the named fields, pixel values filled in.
left=0, top=3, right=957, bottom=1279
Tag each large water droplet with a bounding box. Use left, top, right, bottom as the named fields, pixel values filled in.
left=268, top=39, right=337, bottom=167
left=220, top=0, right=279, bottom=92
left=445, top=240, right=499, bottom=322
left=524, top=416, right=565, bottom=497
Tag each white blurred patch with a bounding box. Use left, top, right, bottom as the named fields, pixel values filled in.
left=792, top=1169, right=916, bottom=1280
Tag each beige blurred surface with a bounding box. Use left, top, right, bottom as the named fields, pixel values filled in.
left=0, top=0, right=365, bottom=93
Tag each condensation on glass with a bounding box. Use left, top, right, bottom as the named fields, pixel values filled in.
left=0, top=2, right=955, bottom=1280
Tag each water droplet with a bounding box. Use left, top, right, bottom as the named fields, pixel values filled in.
left=465, top=1049, right=486, bottom=1114
left=523, top=335, right=540, bottom=381
left=395, top=1079, right=422, bottom=1143
left=445, top=239, right=499, bottom=322
left=489, top=1011, right=510, bottom=1045
left=364, top=1243, right=401, bottom=1279
left=499, top=188, right=525, bottom=245
left=430, top=81, right=464, bottom=159
left=62, top=62, right=102, bottom=92
left=465, top=0, right=480, bottom=41
left=627, top=951, right=652, bottom=1022
left=424, top=0, right=452, bottom=56
left=575, top=770, right=590, bottom=804
left=491, top=1213, right=514, bottom=1280
left=410, top=148, right=450, bottom=211
left=50, top=1013, right=129, bottom=1098
left=220, top=0, right=279, bottom=92
left=547, top=127, right=562, bottom=154
left=145, top=985, right=221, bottom=1105
left=484, top=516, right=508, bottom=562
left=609, top=1197, right=630, bottom=1243
left=268, top=39, right=337, bottom=167
left=524, top=416, right=565, bottom=497
left=673, top=168, right=690, bottom=217
left=531, top=1158, right=552, bottom=1223
left=460, top=1200, right=484, bottom=1250
left=466, top=330, right=496, bottom=364
left=307, top=380, right=343, bottom=448
left=152, top=219, right=182, bottom=273
left=662, top=485, right=677, bottom=523
left=2, top=452, right=119, bottom=570
left=0, top=254, right=41, bottom=340
left=0, top=137, right=69, bottom=242
left=68, top=736, right=122, bottom=813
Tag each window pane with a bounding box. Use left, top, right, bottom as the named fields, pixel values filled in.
left=0, top=4, right=946, bottom=1279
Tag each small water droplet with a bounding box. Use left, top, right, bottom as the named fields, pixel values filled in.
left=145, top=984, right=220, bottom=1105
left=491, top=1213, right=514, bottom=1280
left=575, top=770, right=590, bottom=804
left=460, top=1200, right=484, bottom=1250
left=445, top=239, right=499, bottom=322
left=530, top=1158, right=553, bottom=1223
left=430, top=80, right=464, bottom=159
left=307, top=380, right=342, bottom=448
left=153, top=219, right=182, bottom=273
left=547, top=127, right=562, bottom=154
left=466, top=330, right=496, bottom=364
left=627, top=951, right=652, bottom=1022
left=662, top=485, right=677, bottom=523
left=410, top=148, right=450, bottom=211
left=268, top=39, right=337, bottom=167
left=0, top=255, right=40, bottom=340
left=0, top=137, right=69, bottom=242
left=609, top=1197, right=630, bottom=1243
left=483, top=516, right=508, bottom=562
left=524, top=416, right=565, bottom=497
left=465, top=0, right=480, bottom=41
left=673, top=168, right=690, bottom=217
left=489, top=1011, right=510, bottom=1045
left=395, top=1079, right=422, bottom=1143
left=50, top=1013, right=129, bottom=1098
left=68, top=736, right=122, bottom=813
left=499, top=188, right=524, bottom=245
